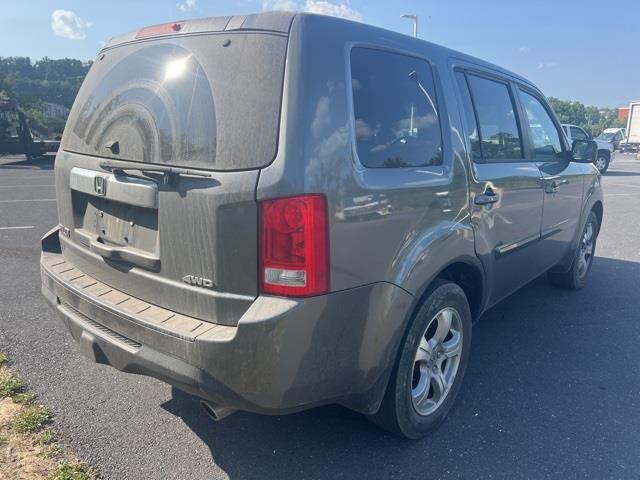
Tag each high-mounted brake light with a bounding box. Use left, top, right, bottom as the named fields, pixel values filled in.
left=260, top=195, right=329, bottom=297
left=136, top=22, right=184, bottom=39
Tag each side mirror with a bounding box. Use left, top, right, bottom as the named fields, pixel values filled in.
left=571, top=139, right=597, bottom=163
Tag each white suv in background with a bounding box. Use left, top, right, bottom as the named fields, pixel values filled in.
left=562, top=124, right=614, bottom=173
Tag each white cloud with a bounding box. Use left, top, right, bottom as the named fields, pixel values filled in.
left=262, top=0, right=362, bottom=21
left=51, top=10, right=91, bottom=40
left=518, top=46, right=530, bottom=53
left=262, top=0, right=298, bottom=9
left=303, top=0, right=362, bottom=21
left=176, top=0, right=197, bottom=11
left=537, top=62, right=557, bottom=69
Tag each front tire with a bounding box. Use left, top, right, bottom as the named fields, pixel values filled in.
left=594, top=153, right=609, bottom=173
left=370, top=280, right=472, bottom=439
left=548, top=211, right=598, bottom=290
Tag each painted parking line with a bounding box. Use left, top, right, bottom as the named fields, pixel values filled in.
left=603, top=182, right=640, bottom=189
left=0, top=185, right=55, bottom=188
left=0, top=225, right=35, bottom=230
left=0, top=199, right=56, bottom=203
left=0, top=176, right=55, bottom=181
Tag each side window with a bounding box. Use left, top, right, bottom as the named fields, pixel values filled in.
left=467, top=74, right=523, bottom=160
left=350, top=47, right=442, bottom=168
left=519, top=90, right=564, bottom=159
left=570, top=126, right=589, bottom=141
left=454, top=71, right=481, bottom=162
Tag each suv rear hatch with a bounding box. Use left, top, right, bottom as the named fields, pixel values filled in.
left=54, top=15, right=291, bottom=325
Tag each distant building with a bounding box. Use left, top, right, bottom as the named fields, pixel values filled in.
left=618, top=107, right=629, bottom=122
left=43, top=102, right=70, bottom=120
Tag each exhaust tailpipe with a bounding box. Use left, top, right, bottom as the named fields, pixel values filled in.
left=200, top=400, right=237, bottom=422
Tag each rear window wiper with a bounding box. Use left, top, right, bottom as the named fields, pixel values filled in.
left=99, top=159, right=216, bottom=185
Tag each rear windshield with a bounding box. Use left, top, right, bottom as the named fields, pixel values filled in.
left=62, top=33, right=287, bottom=170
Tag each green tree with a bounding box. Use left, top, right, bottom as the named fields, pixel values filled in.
left=0, top=56, right=91, bottom=138
left=548, top=97, right=625, bottom=137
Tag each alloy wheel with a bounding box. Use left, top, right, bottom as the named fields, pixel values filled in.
left=411, top=307, right=463, bottom=416
left=577, top=221, right=595, bottom=279
left=595, top=157, right=607, bottom=172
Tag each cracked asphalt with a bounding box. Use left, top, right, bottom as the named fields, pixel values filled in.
left=1, top=153, right=639, bottom=479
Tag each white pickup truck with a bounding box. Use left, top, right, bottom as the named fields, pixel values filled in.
left=597, top=128, right=626, bottom=151
left=562, top=124, right=614, bottom=173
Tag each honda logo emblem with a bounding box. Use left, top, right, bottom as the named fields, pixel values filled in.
left=94, top=176, right=107, bottom=196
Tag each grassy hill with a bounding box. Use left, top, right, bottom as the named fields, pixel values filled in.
left=0, top=57, right=91, bottom=139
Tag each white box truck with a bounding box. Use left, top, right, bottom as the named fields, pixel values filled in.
left=621, top=101, right=640, bottom=153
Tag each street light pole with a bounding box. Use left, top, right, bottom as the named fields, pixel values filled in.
left=401, top=14, right=418, bottom=136
left=400, top=13, right=418, bottom=137
left=401, top=14, right=418, bottom=38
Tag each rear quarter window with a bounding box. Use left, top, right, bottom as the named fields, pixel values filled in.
left=350, top=47, right=443, bottom=168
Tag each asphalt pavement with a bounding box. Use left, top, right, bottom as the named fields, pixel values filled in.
left=0, top=153, right=639, bottom=479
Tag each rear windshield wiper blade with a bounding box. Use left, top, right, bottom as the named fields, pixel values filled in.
left=99, top=159, right=216, bottom=184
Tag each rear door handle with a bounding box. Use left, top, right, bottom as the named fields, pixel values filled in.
left=474, top=189, right=499, bottom=205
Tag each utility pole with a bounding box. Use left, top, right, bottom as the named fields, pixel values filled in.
left=401, top=14, right=418, bottom=38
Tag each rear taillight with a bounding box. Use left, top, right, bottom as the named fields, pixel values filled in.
left=260, top=195, right=329, bottom=297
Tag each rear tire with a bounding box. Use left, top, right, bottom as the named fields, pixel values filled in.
left=547, top=211, right=598, bottom=290
left=369, top=280, right=472, bottom=439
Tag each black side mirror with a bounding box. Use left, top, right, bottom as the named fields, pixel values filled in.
left=571, top=139, right=597, bottom=163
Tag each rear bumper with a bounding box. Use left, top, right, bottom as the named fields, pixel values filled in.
left=41, top=228, right=414, bottom=415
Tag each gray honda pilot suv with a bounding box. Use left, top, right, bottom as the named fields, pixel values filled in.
left=40, top=11, right=603, bottom=438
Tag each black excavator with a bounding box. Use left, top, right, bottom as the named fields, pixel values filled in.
left=0, top=99, right=60, bottom=159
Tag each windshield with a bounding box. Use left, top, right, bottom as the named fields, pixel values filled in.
left=62, top=33, right=287, bottom=170
left=596, top=132, right=615, bottom=141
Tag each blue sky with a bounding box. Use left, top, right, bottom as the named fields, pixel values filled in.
left=0, top=0, right=636, bottom=107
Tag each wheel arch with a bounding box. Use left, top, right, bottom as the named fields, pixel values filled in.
left=597, top=149, right=611, bottom=160
left=368, top=258, right=484, bottom=419
left=552, top=192, right=603, bottom=274
left=411, top=257, right=487, bottom=323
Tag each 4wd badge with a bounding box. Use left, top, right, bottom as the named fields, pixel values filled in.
left=182, top=275, right=214, bottom=288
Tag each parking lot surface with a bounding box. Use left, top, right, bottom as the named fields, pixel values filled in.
left=1, top=154, right=639, bottom=479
